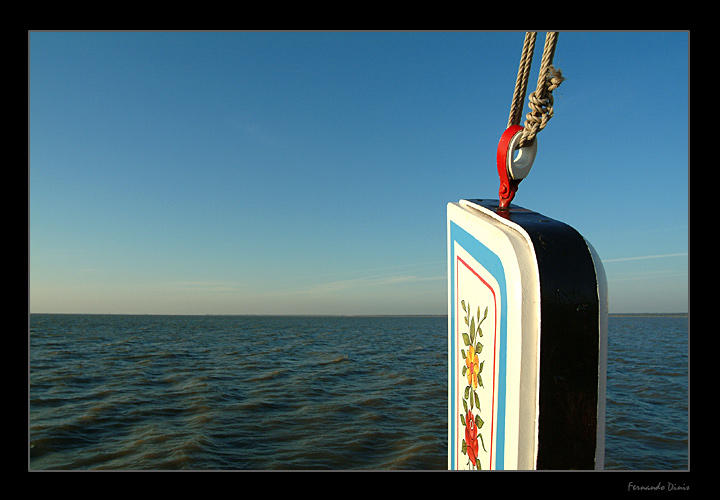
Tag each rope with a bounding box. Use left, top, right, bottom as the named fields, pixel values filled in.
left=507, top=32, right=537, bottom=129
left=519, top=32, right=564, bottom=147
left=508, top=32, right=564, bottom=148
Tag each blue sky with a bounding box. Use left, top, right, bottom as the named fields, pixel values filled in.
left=29, top=31, right=689, bottom=315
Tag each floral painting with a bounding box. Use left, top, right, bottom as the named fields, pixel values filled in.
left=459, top=300, right=488, bottom=469
left=451, top=249, right=499, bottom=470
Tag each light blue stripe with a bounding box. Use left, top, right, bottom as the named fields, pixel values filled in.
left=450, top=221, right=507, bottom=470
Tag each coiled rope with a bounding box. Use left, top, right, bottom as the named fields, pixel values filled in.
left=507, top=32, right=564, bottom=148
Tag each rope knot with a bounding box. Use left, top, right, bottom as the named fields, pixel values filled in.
left=519, top=64, right=563, bottom=147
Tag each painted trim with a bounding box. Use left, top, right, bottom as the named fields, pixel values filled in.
left=449, top=221, right=508, bottom=470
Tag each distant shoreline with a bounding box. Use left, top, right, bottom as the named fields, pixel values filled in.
left=29, top=312, right=688, bottom=318
left=607, top=313, right=688, bottom=318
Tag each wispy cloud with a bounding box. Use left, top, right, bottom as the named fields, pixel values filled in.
left=603, top=252, right=688, bottom=263
left=297, top=273, right=444, bottom=295
left=607, top=269, right=688, bottom=282
left=170, top=281, right=246, bottom=293
left=280, top=260, right=446, bottom=285
left=165, top=260, right=447, bottom=298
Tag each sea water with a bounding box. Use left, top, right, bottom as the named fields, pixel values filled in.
left=28, top=314, right=688, bottom=470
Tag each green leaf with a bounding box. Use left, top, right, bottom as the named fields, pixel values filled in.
left=477, top=306, right=481, bottom=321
left=478, top=360, right=484, bottom=374
left=460, top=413, right=466, bottom=426
left=462, top=332, right=471, bottom=346
left=477, top=326, right=483, bottom=337
left=462, top=398, right=468, bottom=414
left=478, top=374, right=484, bottom=388
left=476, top=414, right=484, bottom=429
left=462, top=365, right=467, bottom=377
left=464, top=385, right=470, bottom=399
left=476, top=342, right=483, bottom=354
left=479, top=433, right=487, bottom=452
left=461, top=439, right=467, bottom=455
left=461, top=300, right=466, bottom=312
left=482, top=306, right=488, bottom=322
left=469, top=317, right=475, bottom=343
left=474, top=390, right=480, bottom=409
left=461, top=348, right=466, bottom=359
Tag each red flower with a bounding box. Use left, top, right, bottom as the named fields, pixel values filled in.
left=465, top=410, right=479, bottom=466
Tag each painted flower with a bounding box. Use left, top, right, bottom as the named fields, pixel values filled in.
left=465, top=344, right=480, bottom=389
left=465, top=410, right=479, bottom=466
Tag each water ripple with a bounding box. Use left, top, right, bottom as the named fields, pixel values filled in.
left=30, top=314, right=687, bottom=470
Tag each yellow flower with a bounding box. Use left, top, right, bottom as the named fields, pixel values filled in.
left=465, top=344, right=480, bottom=389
